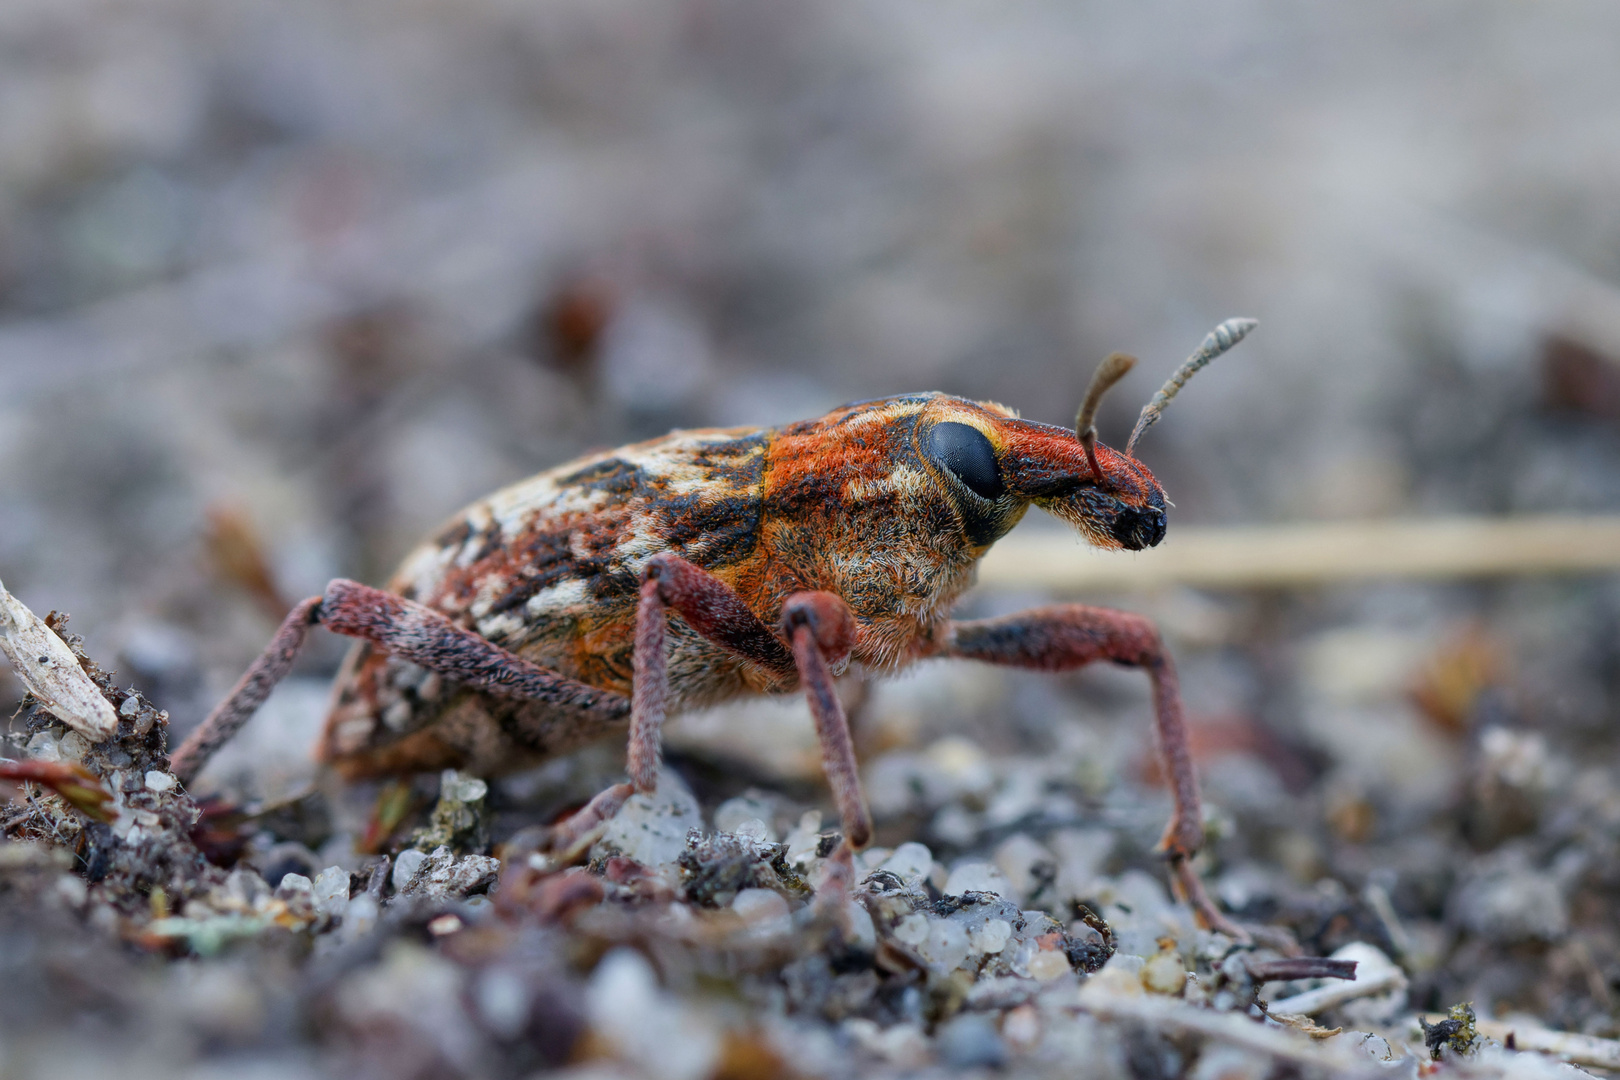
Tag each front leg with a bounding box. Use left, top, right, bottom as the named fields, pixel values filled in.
left=943, top=604, right=1244, bottom=939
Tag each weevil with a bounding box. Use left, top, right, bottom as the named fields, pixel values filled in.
left=172, top=318, right=1257, bottom=933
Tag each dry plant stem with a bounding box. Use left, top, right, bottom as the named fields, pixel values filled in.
left=978, top=515, right=1620, bottom=592
left=1472, top=1019, right=1620, bottom=1071
left=1077, top=992, right=1378, bottom=1078
left=0, top=576, right=118, bottom=739
left=1267, top=964, right=1406, bottom=1016
left=1246, top=957, right=1359, bottom=983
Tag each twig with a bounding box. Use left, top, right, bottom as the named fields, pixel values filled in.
left=1076, top=991, right=1379, bottom=1077
left=978, top=515, right=1620, bottom=592
left=1265, top=956, right=1405, bottom=1017
left=1246, top=957, right=1359, bottom=983
left=1473, top=1019, right=1620, bottom=1072
left=0, top=578, right=117, bottom=739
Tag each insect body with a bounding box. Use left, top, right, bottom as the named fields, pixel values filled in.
left=173, top=319, right=1256, bottom=934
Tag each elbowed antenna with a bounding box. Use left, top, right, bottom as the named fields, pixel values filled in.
left=1125, top=318, right=1257, bottom=456
left=1074, top=351, right=1137, bottom=483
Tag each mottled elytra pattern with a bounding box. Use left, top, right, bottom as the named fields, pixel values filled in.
left=320, top=392, right=1168, bottom=778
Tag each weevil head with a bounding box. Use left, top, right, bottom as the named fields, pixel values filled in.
left=914, top=396, right=1168, bottom=553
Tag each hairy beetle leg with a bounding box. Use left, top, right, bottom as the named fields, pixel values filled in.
left=172, top=580, right=630, bottom=786
left=630, top=555, right=872, bottom=851
left=943, top=604, right=1247, bottom=941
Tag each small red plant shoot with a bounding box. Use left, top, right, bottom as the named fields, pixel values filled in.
left=173, top=319, right=1258, bottom=933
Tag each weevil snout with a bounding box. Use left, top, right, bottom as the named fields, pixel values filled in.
left=1109, top=500, right=1166, bottom=550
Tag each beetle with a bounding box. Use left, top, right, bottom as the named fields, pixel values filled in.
left=172, top=318, right=1256, bottom=935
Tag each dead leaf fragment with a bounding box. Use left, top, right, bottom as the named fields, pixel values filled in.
left=0, top=578, right=118, bottom=739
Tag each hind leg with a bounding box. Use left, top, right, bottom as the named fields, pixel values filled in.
left=171, top=580, right=629, bottom=785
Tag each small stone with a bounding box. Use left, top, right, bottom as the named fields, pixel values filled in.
left=782, top=810, right=824, bottom=870
left=1141, top=947, right=1188, bottom=995
left=594, top=769, right=704, bottom=868
left=144, top=770, right=176, bottom=792
left=878, top=842, right=933, bottom=886
left=845, top=900, right=877, bottom=951
left=993, top=833, right=1057, bottom=904
left=733, top=818, right=771, bottom=844
left=713, top=792, right=780, bottom=839
left=969, top=918, right=1012, bottom=955
left=313, top=866, right=351, bottom=917
left=342, top=894, right=379, bottom=939
left=24, top=733, right=60, bottom=762
left=275, top=872, right=313, bottom=900
left=392, top=848, right=428, bottom=891
left=588, top=948, right=720, bottom=1080
left=893, top=912, right=929, bottom=946
left=476, top=967, right=530, bottom=1038
left=224, top=868, right=270, bottom=908
left=427, top=913, right=462, bottom=936
left=1027, top=949, right=1070, bottom=981
left=944, top=861, right=1014, bottom=899
left=443, top=770, right=488, bottom=804
left=936, top=1013, right=1008, bottom=1069
left=920, top=919, right=971, bottom=972
left=58, top=732, right=90, bottom=762
left=732, top=888, right=790, bottom=925
left=119, top=695, right=140, bottom=716
left=1002, top=1004, right=1040, bottom=1052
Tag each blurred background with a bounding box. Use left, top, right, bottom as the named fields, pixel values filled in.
left=4, top=0, right=1620, bottom=1034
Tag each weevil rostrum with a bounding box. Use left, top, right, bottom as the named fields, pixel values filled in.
left=173, top=318, right=1257, bottom=934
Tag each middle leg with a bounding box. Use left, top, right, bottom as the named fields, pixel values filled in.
left=626, top=554, right=872, bottom=848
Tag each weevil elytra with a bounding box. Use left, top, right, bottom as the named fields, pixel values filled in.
left=173, top=318, right=1257, bottom=934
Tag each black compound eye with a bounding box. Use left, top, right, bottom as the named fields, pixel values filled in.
left=926, top=422, right=1005, bottom=501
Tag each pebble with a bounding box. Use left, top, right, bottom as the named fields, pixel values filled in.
left=594, top=769, right=704, bottom=868
left=275, top=873, right=314, bottom=901
left=878, top=842, right=934, bottom=886
left=313, top=866, right=351, bottom=917
left=919, top=920, right=971, bottom=972
left=713, top=791, right=780, bottom=839
left=944, top=860, right=1014, bottom=899
left=475, top=967, right=531, bottom=1039
left=993, top=833, right=1056, bottom=904
left=59, top=732, right=90, bottom=761
left=1027, top=949, right=1070, bottom=981
left=733, top=888, right=790, bottom=925
left=968, top=918, right=1012, bottom=954
left=439, top=769, right=488, bottom=804
left=24, top=733, right=60, bottom=762
left=145, top=770, right=176, bottom=792
left=1141, top=946, right=1188, bottom=996
left=587, top=948, right=719, bottom=1080
left=392, top=849, right=428, bottom=891
left=893, top=912, right=929, bottom=946
left=935, top=1013, right=1008, bottom=1068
